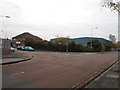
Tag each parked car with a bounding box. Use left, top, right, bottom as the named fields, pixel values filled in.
left=17, top=46, right=24, bottom=50
left=11, top=47, right=17, bottom=52
left=22, top=46, right=35, bottom=51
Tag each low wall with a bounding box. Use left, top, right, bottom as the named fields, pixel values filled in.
left=2, top=50, right=12, bottom=55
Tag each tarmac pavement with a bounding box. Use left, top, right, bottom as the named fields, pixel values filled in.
left=2, top=51, right=118, bottom=88
left=1, top=51, right=33, bottom=65
left=2, top=73, right=37, bottom=88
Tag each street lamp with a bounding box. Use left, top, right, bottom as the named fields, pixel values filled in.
left=5, top=16, right=10, bottom=18
left=66, top=36, right=69, bottom=52
left=58, top=41, right=61, bottom=52
left=0, top=15, right=11, bottom=39
left=90, top=27, right=98, bottom=48
left=0, top=15, right=10, bottom=18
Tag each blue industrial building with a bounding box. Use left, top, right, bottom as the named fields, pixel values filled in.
left=69, top=37, right=113, bottom=46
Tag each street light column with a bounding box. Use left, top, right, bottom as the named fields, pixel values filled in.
left=66, top=36, right=69, bottom=52
left=0, top=15, right=10, bottom=39
left=58, top=41, right=61, bottom=52
left=90, top=27, right=97, bottom=48
left=91, top=28, right=93, bottom=48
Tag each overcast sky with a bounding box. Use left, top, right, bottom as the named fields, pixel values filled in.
left=0, top=0, right=118, bottom=41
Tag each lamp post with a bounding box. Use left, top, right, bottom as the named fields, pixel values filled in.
left=58, top=41, right=61, bottom=52
left=0, top=15, right=10, bottom=18
left=90, top=27, right=98, bottom=48
left=0, top=15, right=10, bottom=39
left=66, top=36, right=69, bottom=52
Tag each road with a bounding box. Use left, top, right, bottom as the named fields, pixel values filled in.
left=2, top=51, right=118, bottom=88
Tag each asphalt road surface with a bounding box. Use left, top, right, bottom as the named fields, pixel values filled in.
left=2, top=51, right=118, bottom=88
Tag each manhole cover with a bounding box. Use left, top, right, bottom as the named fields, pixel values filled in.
left=106, top=74, right=119, bottom=79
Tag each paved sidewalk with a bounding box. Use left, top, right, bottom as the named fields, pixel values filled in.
left=85, top=61, right=119, bottom=88
left=83, top=52, right=120, bottom=88
left=1, top=51, right=33, bottom=65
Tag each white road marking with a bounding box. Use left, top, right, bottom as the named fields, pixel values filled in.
left=12, top=72, right=25, bottom=76
left=65, top=54, right=70, bottom=55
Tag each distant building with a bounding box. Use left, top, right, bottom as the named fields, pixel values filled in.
left=1, top=38, right=12, bottom=55
left=12, top=39, right=25, bottom=48
left=69, top=37, right=113, bottom=46
left=12, top=32, right=42, bottom=48
left=50, top=37, right=113, bottom=46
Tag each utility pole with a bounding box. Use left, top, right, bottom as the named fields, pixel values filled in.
left=66, top=36, right=69, bottom=52
left=90, top=27, right=98, bottom=48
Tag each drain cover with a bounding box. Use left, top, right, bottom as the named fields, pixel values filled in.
left=106, top=74, right=119, bottom=79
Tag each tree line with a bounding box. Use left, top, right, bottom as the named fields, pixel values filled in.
left=21, top=37, right=117, bottom=52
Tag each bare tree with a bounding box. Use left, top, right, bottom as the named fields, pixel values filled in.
left=101, top=0, right=120, bottom=13
left=109, top=34, right=116, bottom=43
